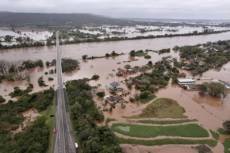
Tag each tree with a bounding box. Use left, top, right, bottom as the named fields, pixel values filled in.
left=91, top=74, right=100, bottom=80
left=144, top=55, right=151, bottom=59
left=0, top=95, right=5, bottom=103
left=38, top=76, right=47, bottom=87
left=96, top=92, right=105, bottom=98
left=207, top=82, right=225, bottom=97
left=61, top=58, right=79, bottom=72
left=105, top=53, right=110, bottom=57
left=198, top=83, right=208, bottom=95
left=139, top=91, right=152, bottom=100
left=111, top=51, right=118, bottom=56
left=223, top=121, right=230, bottom=134
left=4, top=35, right=13, bottom=42
left=82, top=55, right=88, bottom=60
left=129, top=50, right=136, bottom=57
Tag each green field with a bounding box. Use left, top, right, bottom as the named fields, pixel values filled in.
left=132, top=98, right=186, bottom=118
left=118, top=138, right=217, bottom=147
left=224, top=139, right=230, bottom=153
left=112, top=123, right=209, bottom=138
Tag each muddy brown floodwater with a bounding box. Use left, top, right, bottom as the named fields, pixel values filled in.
left=121, top=144, right=198, bottom=153
left=0, top=32, right=230, bottom=153
left=0, top=31, right=230, bottom=62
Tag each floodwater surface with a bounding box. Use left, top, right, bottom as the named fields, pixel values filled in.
left=1, top=32, right=230, bottom=153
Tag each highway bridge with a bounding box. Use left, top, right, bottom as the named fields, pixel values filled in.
left=54, top=32, right=76, bottom=153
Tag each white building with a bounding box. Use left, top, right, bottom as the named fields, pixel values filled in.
left=177, top=78, right=195, bottom=85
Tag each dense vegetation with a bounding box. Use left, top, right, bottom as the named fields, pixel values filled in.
left=9, top=84, right=33, bottom=97
left=135, top=90, right=155, bottom=103
left=158, top=48, right=170, bottom=54
left=174, top=40, right=230, bottom=75
left=1, top=88, right=54, bottom=131
left=66, top=79, right=122, bottom=153
left=22, top=60, right=44, bottom=69
left=0, top=88, right=54, bottom=153
left=126, top=58, right=179, bottom=96
left=199, top=82, right=225, bottom=97
left=129, top=50, right=147, bottom=57
left=61, top=58, right=79, bottom=73
left=0, top=117, right=50, bottom=153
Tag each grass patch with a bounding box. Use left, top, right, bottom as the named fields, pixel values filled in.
left=130, top=50, right=147, bottom=57
left=118, top=138, right=217, bottom=147
left=218, top=128, right=230, bottom=135
left=135, top=119, right=197, bottom=124
left=132, top=98, right=186, bottom=118
left=112, top=123, right=209, bottom=138
left=224, top=139, right=230, bottom=153
left=137, top=93, right=156, bottom=103
left=210, top=130, right=219, bottom=140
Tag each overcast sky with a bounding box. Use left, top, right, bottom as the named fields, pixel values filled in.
left=1, top=0, right=230, bottom=19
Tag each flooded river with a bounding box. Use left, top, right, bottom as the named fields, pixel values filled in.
left=0, top=31, right=230, bottom=61
left=1, top=32, right=230, bottom=153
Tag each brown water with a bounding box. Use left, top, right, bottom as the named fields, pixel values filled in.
left=1, top=32, right=230, bottom=153
left=121, top=144, right=198, bottom=153
left=0, top=31, right=230, bottom=62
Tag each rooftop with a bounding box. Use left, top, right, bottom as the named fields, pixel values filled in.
left=177, top=78, right=195, bottom=83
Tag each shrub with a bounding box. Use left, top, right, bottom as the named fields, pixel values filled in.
left=129, top=50, right=136, bottom=57
left=96, top=92, right=105, bottom=98
left=82, top=55, right=88, bottom=60
left=38, top=76, right=47, bottom=87
left=144, top=55, right=151, bottom=59
left=22, top=60, right=44, bottom=69
left=48, top=77, right=54, bottom=81
left=9, top=84, right=33, bottom=97
left=0, top=95, right=5, bottom=103
left=207, top=82, right=225, bottom=97
left=223, top=121, right=230, bottom=134
left=91, top=74, right=100, bottom=80
left=61, top=58, right=79, bottom=73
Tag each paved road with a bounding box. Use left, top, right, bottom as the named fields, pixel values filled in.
left=54, top=32, right=76, bottom=153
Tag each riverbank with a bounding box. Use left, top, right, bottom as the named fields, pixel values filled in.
left=0, top=30, right=229, bottom=50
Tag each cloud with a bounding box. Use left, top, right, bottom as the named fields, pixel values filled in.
left=0, top=0, right=230, bottom=19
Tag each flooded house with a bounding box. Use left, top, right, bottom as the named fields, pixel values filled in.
left=116, top=68, right=136, bottom=77
left=107, top=81, right=121, bottom=92
left=104, top=95, right=123, bottom=104
left=177, top=78, right=196, bottom=90
left=177, top=78, right=196, bottom=85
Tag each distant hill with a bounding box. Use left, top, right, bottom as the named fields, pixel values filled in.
left=0, top=12, right=135, bottom=27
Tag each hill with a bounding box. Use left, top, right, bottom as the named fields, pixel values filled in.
left=0, top=12, right=135, bottom=27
